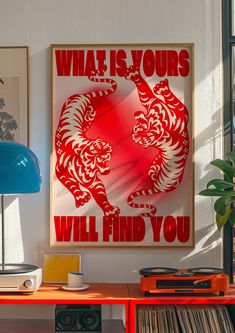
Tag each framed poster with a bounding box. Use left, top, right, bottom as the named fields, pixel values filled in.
left=51, top=44, right=194, bottom=248
left=0, top=47, right=28, bottom=145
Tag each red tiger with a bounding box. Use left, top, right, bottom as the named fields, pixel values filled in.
left=55, top=71, right=120, bottom=217
left=123, top=65, right=189, bottom=217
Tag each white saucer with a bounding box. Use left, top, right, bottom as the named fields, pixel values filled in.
left=61, top=284, right=89, bottom=291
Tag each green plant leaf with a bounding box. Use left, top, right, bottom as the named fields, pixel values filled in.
left=224, top=174, right=232, bottom=182
left=214, top=192, right=235, bottom=215
left=207, top=179, right=235, bottom=190
left=229, top=208, right=235, bottom=227
left=226, top=152, right=235, bottom=165
left=210, top=159, right=235, bottom=181
left=199, top=189, right=228, bottom=196
left=216, top=206, right=232, bottom=230
left=214, top=197, right=226, bottom=215
left=199, top=153, right=235, bottom=230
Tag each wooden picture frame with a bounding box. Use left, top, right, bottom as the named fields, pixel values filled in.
left=50, top=44, right=194, bottom=248
left=0, top=47, right=28, bottom=145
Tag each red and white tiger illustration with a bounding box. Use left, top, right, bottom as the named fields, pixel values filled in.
left=123, top=65, right=189, bottom=217
left=55, top=71, right=120, bottom=217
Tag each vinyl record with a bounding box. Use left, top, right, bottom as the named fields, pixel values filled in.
left=139, top=267, right=178, bottom=277
left=0, top=264, right=38, bottom=274
left=187, top=267, right=224, bottom=275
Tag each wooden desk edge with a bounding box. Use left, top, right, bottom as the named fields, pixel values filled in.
left=0, top=283, right=130, bottom=304
left=0, top=283, right=235, bottom=304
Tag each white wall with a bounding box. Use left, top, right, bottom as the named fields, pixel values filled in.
left=0, top=0, right=222, bottom=282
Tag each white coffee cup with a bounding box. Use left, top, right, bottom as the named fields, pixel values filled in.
left=68, top=272, right=84, bottom=288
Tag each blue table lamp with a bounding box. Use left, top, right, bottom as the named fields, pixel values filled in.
left=0, top=142, right=42, bottom=274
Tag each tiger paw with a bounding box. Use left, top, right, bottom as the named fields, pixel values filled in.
left=153, top=79, right=169, bottom=95
left=104, top=205, right=120, bottom=217
left=75, top=191, right=91, bottom=207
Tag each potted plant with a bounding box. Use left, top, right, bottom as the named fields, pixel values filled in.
left=199, top=152, right=235, bottom=230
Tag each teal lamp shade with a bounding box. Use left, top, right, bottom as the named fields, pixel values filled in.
left=0, top=142, right=41, bottom=194
left=0, top=142, right=42, bottom=274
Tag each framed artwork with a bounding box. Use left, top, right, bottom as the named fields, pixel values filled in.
left=0, top=47, right=28, bottom=145
left=51, top=44, right=194, bottom=248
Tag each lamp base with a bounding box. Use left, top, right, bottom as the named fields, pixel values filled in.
left=0, top=264, right=38, bottom=274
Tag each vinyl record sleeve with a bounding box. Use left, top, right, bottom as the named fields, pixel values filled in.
left=43, top=254, right=81, bottom=283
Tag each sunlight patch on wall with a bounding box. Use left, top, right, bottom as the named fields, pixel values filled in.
left=1, top=196, right=24, bottom=263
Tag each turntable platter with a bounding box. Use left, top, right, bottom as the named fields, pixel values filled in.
left=187, top=267, right=224, bottom=275
left=139, top=267, right=178, bottom=276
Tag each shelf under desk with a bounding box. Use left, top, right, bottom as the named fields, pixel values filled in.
left=0, top=319, right=125, bottom=333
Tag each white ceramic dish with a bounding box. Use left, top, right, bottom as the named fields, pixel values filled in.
left=61, top=284, right=89, bottom=291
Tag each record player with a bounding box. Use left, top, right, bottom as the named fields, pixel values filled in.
left=0, top=264, right=42, bottom=293
left=139, top=267, right=229, bottom=296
